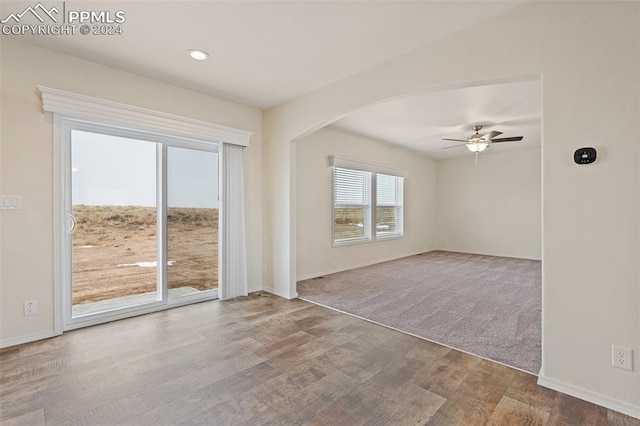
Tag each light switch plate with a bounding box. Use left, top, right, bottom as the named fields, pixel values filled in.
left=0, top=195, right=22, bottom=210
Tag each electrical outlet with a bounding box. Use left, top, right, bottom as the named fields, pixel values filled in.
left=24, top=300, right=37, bottom=316
left=612, top=345, right=633, bottom=371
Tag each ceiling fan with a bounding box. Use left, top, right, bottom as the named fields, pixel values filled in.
left=442, top=124, right=524, bottom=153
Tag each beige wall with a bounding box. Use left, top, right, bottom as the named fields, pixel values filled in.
left=264, top=2, right=640, bottom=415
left=0, top=39, right=263, bottom=345
left=437, top=148, right=541, bottom=260
left=295, top=128, right=437, bottom=280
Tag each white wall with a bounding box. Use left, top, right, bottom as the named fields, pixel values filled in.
left=264, top=2, right=640, bottom=416
left=0, top=39, right=263, bottom=345
left=1, top=2, right=639, bottom=417
left=437, top=148, right=541, bottom=260
left=296, top=128, right=437, bottom=280
left=296, top=131, right=540, bottom=276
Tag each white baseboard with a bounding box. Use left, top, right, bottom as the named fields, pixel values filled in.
left=262, top=286, right=298, bottom=300
left=296, top=250, right=430, bottom=281
left=0, top=330, right=59, bottom=349
left=248, top=284, right=262, bottom=294
left=434, top=247, right=541, bottom=261
left=537, top=375, right=640, bottom=419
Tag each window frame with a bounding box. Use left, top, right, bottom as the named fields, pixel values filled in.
left=59, top=118, right=221, bottom=331
left=39, top=86, right=251, bottom=335
left=332, top=167, right=372, bottom=246
left=330, top=157, right=407, bottom=247
left=374, top=173, right=404, bottom=241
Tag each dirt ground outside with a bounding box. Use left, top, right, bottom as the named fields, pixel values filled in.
left=71, top=205, right=218, bottom=305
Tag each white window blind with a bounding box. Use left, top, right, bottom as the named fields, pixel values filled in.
left=375, top=173, right=403, bottom=238
left=333, top=167, right=371, bottom=244
left=220, top=143, right=248, bottom=300
left=334, top=168, right=370, bottom=206
left=376, top=173, right=399, bottom=205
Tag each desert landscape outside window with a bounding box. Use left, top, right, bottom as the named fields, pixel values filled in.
left=70, top=129, right=219, bottom=317
left=167, top=146, right=219, bottom=300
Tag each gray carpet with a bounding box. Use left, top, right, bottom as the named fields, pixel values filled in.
left=297, top=250, right=541, bottom=374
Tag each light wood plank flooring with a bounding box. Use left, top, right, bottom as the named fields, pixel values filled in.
left=1, top=293, right=638, bottom=425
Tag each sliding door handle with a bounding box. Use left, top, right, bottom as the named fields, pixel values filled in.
left=66, top=213, right=76, bottom=233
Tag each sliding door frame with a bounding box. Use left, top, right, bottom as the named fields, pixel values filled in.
left=55, top=117, right=220, bottom=332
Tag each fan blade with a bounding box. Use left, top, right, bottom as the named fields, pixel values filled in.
left=491, top=136, right=523, bottom=143
left=442, top=138, right=467, bottom=142
left=441, top=143, right=467, bottom=150
left=482, top=130, right=503, bottom=140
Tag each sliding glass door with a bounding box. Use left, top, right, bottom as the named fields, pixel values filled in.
left=63, top=122, right=219, bottom=329
left=167, top=147, right=219, bottom=300
left=70, top=130, right=161, bottom=318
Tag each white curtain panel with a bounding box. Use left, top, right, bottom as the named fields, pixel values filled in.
left=219, top=143, right=248, bottom=300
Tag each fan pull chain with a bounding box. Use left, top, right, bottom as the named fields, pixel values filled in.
left=475, top=151, right=479, bottom=169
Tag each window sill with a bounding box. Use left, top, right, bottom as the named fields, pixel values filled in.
left=332, top=237, right=372, bottom=248
left=375, top=233, right=404, bottom=242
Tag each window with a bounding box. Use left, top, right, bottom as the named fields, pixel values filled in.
left=333, top=167, right=371, bottom=243
left=376, top=173, right=403, bottom=238
left=332, top=158, right=405, bottom=246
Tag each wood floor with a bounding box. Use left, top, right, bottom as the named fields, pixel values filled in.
left=1, top=293, right=638, bottom=425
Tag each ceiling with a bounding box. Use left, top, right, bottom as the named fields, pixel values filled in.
left=3, top=1, right=539, bottom=157
left=329, top=79, right=542, bottom=160
left=2, top=1, right=523, bottom=109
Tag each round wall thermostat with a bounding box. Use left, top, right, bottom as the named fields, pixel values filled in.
left=574, top=147, right=597, bottom=164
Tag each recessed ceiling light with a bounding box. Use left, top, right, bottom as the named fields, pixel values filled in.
left=188, top=49, right=209, bottom=61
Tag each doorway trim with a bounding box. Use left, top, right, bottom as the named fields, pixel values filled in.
left=40, top=87, right=252, bottom=335
left=60, top=119, right=222, bottom=330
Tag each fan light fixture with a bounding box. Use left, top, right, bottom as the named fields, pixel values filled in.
left=188, top=49, right=209, bottom=61
left=467, top=141, right=489, bottom=152
left=441, top=124, right=525, bottom=165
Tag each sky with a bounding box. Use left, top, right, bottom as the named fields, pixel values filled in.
left=71, top=130, right=219, bottom=208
